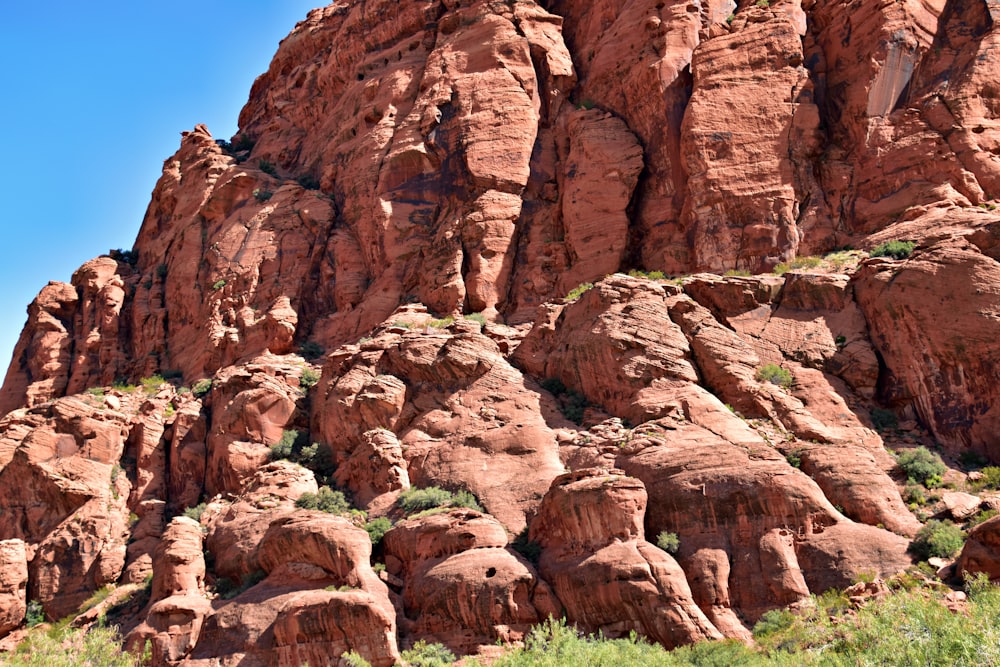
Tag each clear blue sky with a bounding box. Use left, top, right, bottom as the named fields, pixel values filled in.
left=0, top=2, right=322, bottom=376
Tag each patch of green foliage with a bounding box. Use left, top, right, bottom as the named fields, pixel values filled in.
left=870, top=408, right=899, bottom=431
left=252, top=188, right=273, bottom=202
left=540, top=377, right=590, bottom=425
left=191, top=378, right=212, bottom=398
left=300, top=367, right=320, bottom=390
left=626, top=269, right=666, bottom=280
left=512, top=528, right=542, bottom=564
left=341, top=650, right=372, bottom=667
left=400, top=640, right=456, bottom=667
left=140, top=375, right=164, bottom=395
left=773, top=256, right=822, bottom=275
left=87, top=387, right=106, bottom=397
left=6, top=623, right=142, bottom=667
left=299, top=340, right=324, bottom=360
left=564, top=282, right=594, bottom=301
left=296, top=174, right=320, bottom=190
left=785, top=449, right=804, bottom=469
left=397, top=486, right=483, bottom=515
left=211, top=279, right=227, bottom=291
left=977, top=466, right=1000, bottom=490
left=24, top=599, right=44, bottom=627
left=909, top=520, right=965, bottom=560
left=756, top=363, right=793, bottom=389
left=969, top=509, right=999, bottom=528
left=870, top=240, right=916, bottom=260
left=365, top=517, right=392, bottom=546
left=896, top=446, right=947, bottom=487
left=296, top=486, right=352, bottom=515
left=111, top=378, right=137, bottom=392
left=215, top=569, right=266, bottom=600
left=183, top=503, right=207, bottom=522
left=429, top=316, right=455, bottom=328
left=465, top=312, right=487, bottom=327
left=655, top=531, right=680, bottom=555
left=724, top=268, right=751, bottom=277
left=258, top=159, right=277, bottom=176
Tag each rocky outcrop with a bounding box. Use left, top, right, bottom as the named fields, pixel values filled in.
left=956, top=515, right=1000, bottom=582
left=0, top=540, right=27, bottom=636
left=7, top=0, right=1000, bottom=661
left=530, top=469, right=722, bottom=647
left=383, top=509, right=559, bottom=654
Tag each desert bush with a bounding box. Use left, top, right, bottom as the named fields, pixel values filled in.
left=191, top=379, right=212, bottom=397
left=655, top=531, right=680, bottom=555
left=183, top=503, right=207, bottom=522
left=140, top=374, right=165, bottom=395
left=252, top=188, right=272, bottom=202
left=979, top=466, right=1000, bottom=490
left=896, top=446, right=946, bottom=486
left=296, top=487, right=351, bottom=515
left=909, top=520, right=965, bottom=560
left=365, top=517, right=392, bottom=546
left=512, top=528, right=542, bottom=564
left=870, top=407, right=899, bottom=431
left=300, top=367, right=320, bottom=390
left=465, top=312, right=487, bottom=326
left=296, top=174, right=320, bottom=190
left=211, top=279, right=227, bottom=290
left=299, top=341, right=324, bottom=360
left=258, top=159, right=277, bottom=176
left=429, top=316, right=455, bottom=328
left=756, top=363, right=793, bottom=389
left=870, top=240, right=916, bottom=259
left=400, top=640, right=456, bottom=667
left=397, top=486, right=482, bottom=515
left=564, top=282, right=594, bottom=301
left=6, top=624, right=141, bottom=667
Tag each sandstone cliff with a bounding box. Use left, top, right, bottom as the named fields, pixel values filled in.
left=3, top=0, right=1000, bottom=664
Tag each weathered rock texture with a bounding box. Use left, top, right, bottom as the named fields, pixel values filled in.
left=4, top=0, right=1000, bottom=662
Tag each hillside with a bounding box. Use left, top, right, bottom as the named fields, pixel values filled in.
left=2, top=1, right=1000, bottom=665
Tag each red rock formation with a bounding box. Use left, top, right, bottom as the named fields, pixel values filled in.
left=7, top=0, right=1000, bottom=660
left=383, top=509, right=559, bottom=654
left=530, top=469, right=723, bottom=647
left=956, top=514, right=1000, bottom=582
left=0, top=540, right=27, bottom=636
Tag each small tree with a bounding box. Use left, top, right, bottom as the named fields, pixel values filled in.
left=909, top=520, right=965, bottom=560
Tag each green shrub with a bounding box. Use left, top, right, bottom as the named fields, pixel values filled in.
left=626, top=269, right=666, bottom=280
left=512, top=528, right=542, bottom=564
left=724, top=268, right=751, bottom=277
left=296, top=174, right=320, bottom=190
left=341, top=651, right=372, bottom=667
left=296, top=487, right=351, bottom=515
left=24, top=599, right=44, bottom=627
left=969, top=509, right=999, bottom=528
left=299, top=341, right=324, bottom=360
left=398, top=487, right=457, bottom=514
left=258, top=159, right=277, bottom=176
left=785, top=449, right=803, bottom=469
left=211, top=279, right=227, bottom=291
left=191, top=379, right=212, bottom=397
left=429, top=316, right=455, bottom=328
left=756, top=0, right=770, bottom=7
left=909, top=520, right=965, bottom=560
left=465, top=312, right=487, bottom=326
left=452, top=489, right=484, bottom=511
left=870, top=407, right=898, bottom=431
left=979, top=466, right=1000, bottom=490
left=183, top=503, right=207, bottom=522
left=655, top=531, right=680, bottom=555
left=773, top=256, right=821, bottom=275
left=540, top=377, right=590, bottom=425
left=752, top=608, right=795, bottom=638
left=252, top=188, right=273, bottom=202
left=140, top=374, right=165, bottom=395
left=756, top=363, right=793, bottom=389
left=87, top=387, right=106, bottom=397
left=896, top=446, right=947, bottom=486
left=870, top=240, right=916, bottom=260
left=216, top=569, right=266, bottom=600
left=400, top=640, right=456, bottom=667
left=365, top=517, right=392, bottom=546
left=6, top=623, right=140, bottom=667
left=904, top=483, right=927, bottom=506
left=300, top=368, right=321, bottom=390
left=564, top=282, right=594, bottom=301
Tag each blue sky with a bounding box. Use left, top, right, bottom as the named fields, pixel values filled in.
left=0, top=2, right=322, bottom=377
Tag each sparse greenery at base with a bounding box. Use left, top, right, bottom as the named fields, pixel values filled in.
left=300, top=367, right=320, bottom=390
left=401, top=640, right=456, bottom=667
left=365, top=517, right=392, bottom=546
left=6, top=624, right=142, bottom=667
left=870, top=240, right=916, bottom=260
left=774, top=256, right=822, bottom=275
left=398, top=486, right=483, bottom=515
left=756, top=363, right=793, bottom=389
left=192, top=378, right=213, bottom=397
left=870, top=407, right=899, bottom=431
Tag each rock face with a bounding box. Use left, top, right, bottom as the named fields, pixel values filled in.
left=5, top=0, right=1000, bottom=662
left=957, top=515, right=1000, bottom=582
left=531, top=469, right=723, bottom=647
